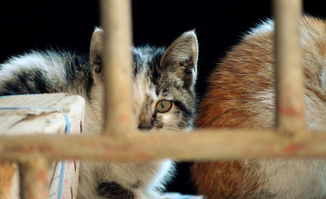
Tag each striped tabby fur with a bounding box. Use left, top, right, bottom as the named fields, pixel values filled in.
left=0, top=28, right=199, bottom=199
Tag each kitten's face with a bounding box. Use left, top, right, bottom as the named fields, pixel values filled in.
left=132, top=46, right=196, bottom=131
left=90, top=29, right=198, bottom=131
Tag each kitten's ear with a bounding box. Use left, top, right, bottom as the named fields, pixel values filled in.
left=160, top=30, right=199, bottom=89
left=90, top=27, right=104, bottom=74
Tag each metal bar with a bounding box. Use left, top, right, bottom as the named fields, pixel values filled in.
left=274, top=0, right=305, bottom=136
left=0, top=161, right=18, bottom=199
left=1, top=130, right=326, bottom=161
left=100, top=0, right=136, bottom=135
left=20, top=157, right=49, bottom=199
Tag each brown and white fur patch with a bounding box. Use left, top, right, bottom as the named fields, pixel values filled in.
left=192, top=16, right=326, bottom=199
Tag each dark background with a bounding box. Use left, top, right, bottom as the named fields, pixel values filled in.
left=0, top=0, right=325, bottom=195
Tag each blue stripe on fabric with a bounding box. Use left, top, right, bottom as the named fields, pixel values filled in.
left=0, top=107, right=61, bottom=111
left=57, top=161, right=66, bottom=199
left=57, top=114, right=71, bottom=198
left=63, top=114, right=71, bottom=134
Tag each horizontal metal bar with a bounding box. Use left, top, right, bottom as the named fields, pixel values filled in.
left=0, top=129, right=325, bottom=161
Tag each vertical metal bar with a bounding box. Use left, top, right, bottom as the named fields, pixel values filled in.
left=0, top=162, right=18, bottom=199
left=274, top=0, right=306, bottom=136
left=100, top=0, right=136, bottom=136
left=20, top=157, right=49, bottom=199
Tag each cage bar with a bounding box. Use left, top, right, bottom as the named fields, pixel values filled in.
left=19, top=157, right=49, bottom=199
left=2, top=129, right=326, bottom=162
left=274, top=0, right=306, bottom=136
left=101, top=0, right=136, bottom=135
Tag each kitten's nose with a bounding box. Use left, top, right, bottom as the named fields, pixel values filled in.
left=138, top=120, right=154, bottom=130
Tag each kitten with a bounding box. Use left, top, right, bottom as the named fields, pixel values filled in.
left=0, top=28, right=199, bottom=199
left=192, top=16, right=326, bottom=199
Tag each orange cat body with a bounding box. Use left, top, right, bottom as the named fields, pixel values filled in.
left=192, top=16, right=326, bottom=199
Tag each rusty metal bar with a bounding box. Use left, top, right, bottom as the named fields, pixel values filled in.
left=19, top=157, right=49, bottom=199
left=274, top=0, right=306, bottom=136
left=1, top=130, right=326, bottom=161
left=0, top=161, right=18, bottom=199
left=101, top=0, right=136, bottom=135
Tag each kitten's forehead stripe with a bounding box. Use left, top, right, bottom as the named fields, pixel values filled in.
left=132, top=46, right=165, bottom=83
left=173, top=100, right=194, bottom=119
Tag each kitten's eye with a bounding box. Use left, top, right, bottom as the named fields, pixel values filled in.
left=155, top=100, right=173, bottom=113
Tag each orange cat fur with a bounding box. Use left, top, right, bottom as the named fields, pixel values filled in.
left=192, top=16, right=326, bottom=199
